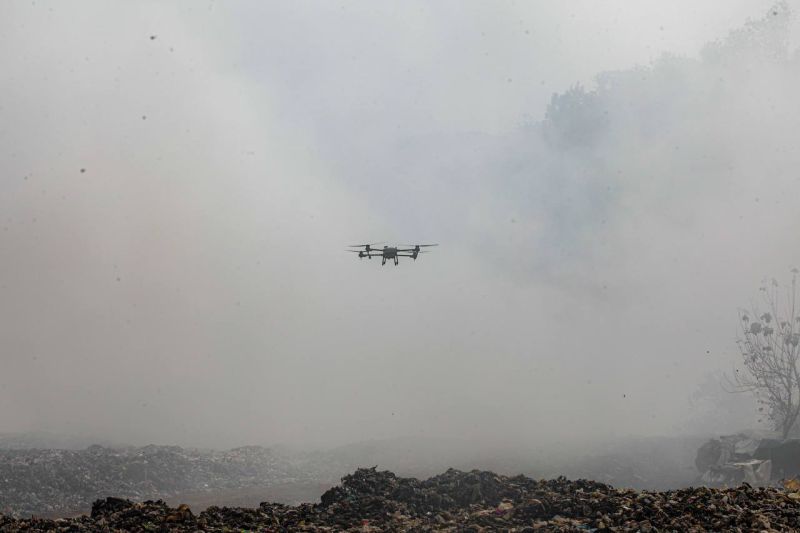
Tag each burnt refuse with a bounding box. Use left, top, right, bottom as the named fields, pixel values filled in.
left=3, top=467, right=800, bottom=531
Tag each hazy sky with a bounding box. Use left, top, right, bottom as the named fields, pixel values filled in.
left=1, top=1, right=799, bottom=449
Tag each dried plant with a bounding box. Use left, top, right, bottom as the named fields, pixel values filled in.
left=728, top=269, right=800, bottom=439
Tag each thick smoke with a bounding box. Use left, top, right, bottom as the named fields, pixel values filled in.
left=0, top=2, right=797, bottom=451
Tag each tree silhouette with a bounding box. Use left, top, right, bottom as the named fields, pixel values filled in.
left=729, top=269, right=800, bottom=439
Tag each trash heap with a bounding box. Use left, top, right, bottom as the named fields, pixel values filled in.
left=695, top=431, right=800, bottom=486
left=4, top=467, right=800, bottom=531
left=0, top=444, right=323, bottom=517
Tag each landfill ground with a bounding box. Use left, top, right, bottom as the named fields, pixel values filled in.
left=0, top=445, right=340, bottom=518
left=162, top=482, right=333, bottom=513
left=3, top=468, right=800, bottom=532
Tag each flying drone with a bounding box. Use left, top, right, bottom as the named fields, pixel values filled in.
left=347, top=242, right=438, bottom=265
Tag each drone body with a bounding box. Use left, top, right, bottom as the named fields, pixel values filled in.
left=347, top=242, right=437, bottom=265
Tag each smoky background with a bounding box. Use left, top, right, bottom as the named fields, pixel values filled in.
left=0, top=1, right=798, bottom=473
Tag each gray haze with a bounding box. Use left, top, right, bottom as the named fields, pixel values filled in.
left=1, top=1, right=799, bottom=451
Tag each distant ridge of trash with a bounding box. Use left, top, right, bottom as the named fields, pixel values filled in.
left=3, top=467, right=800, bottom=531
left=0, top=444, right=329, bottom=518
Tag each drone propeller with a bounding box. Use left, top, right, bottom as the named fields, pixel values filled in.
left=400, top=243, right=438, bottom=247
left=348, top=242, right=384, bottom=248
left=346, top=249, right=372, bottom=260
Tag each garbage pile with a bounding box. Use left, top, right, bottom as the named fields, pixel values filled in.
left=4, top=467, right=800, bottom=531
left=695, top=431, right=800, bottom=486
left=0, top=444, right=326, bottom=517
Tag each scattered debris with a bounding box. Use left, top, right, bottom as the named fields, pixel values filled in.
left=4, top=467, right=800, bottom=531
left=696, top=431, right=800, bottom=485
